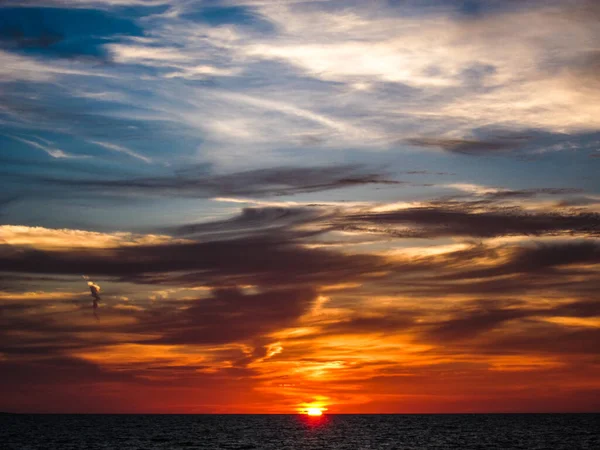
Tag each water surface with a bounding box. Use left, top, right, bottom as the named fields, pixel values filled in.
left=2, top=413, right=598, bottom=449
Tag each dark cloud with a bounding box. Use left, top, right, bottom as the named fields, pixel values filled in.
left=0, top=356, right=134, bottom=386
left=414, top=296, right=600, bottom=346
left=482, top=188, right=583, bottom=200
left=552, top=299, right=600, bottom=318
left=0, top=233, right=387, bottom=289
left=0, top=236, right=597, bottom=408
left=407, top=129, right=600, bottom=159
left=42, top=164, right=403, bottom=198
left=171, top=206, right=331, bottom=238
left=312, top=311, right=416, bottom=338
left=450, top=241, right=600, bottom=279
left=341, top=203, right=600, bottom=238
left=140, top=287, right=317, bottom=345
left=0, top=300, right=115, bottom=356
left=482, top=326, right=600, bottom=356
left=399, top=170, right=454, bottom=176
left=367, top=241, right=600, bottom=300
left=0, top=205, right=596, bottom=297
left=422, top=300, right=527, bottom=342
left=405, top=136, right=529, bottom=154
left=298, top=294, right=600, bottom=355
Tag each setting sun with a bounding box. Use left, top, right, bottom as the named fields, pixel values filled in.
left=306, top=408, right=324, bottom=416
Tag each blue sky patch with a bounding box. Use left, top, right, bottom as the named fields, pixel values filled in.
left=0, top=7, right=144, bottom=59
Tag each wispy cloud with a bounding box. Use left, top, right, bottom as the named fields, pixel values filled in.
left=41, top=164, right=404, bottom=198
left=88, top=140, right=153, bottom=163
left=8, top=135, right=82, bottom=158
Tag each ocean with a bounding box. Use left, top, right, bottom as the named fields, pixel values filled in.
left=1, top=414, right=598, bottom=449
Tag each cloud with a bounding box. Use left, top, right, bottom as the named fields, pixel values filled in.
left=451, top=241, right=600, bottom=279
left=42, top=164, right=404, bottom=198
left=421, top=299, right=531, bottom=342
left=0, top=49, right=78, bottom=82
left=1, top=205, right=596, bottom=292
left=481, top=188, right=584, bottom=200
left=7, top=135, right=80, bottom=158
left=308, top=295, right=600, bottom=352
left=142, top=287, right=318, bottom=345
left=341, top=202, right=600, bottom=238
left=409, top=298, right=600, bottom=358
left=0, top=0, right=169, bottom=6
left=106, top=44, right=190, bottom=64
left=0, top=356, right=134, bottom=386
left=405, top=136, right=529, bottom=155
left=0, top=225, right=181, bottom=249
left=1, top=216, right=598, bottom=413
left=2, top=0, right=597, bottom=184
left=170, top=205, right=330, bottom=239
left=0, top=231, right=387, bottom=290
left=240, top=0, right=600, bottom=136
left=481, top=325, right=600, bottom=356
left=88, top=140, right=153, bottom=164
left=317, top=311, right=417, bottom=337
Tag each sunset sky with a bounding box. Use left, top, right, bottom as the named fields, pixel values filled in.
left=0, top=0, right=599, bottom=414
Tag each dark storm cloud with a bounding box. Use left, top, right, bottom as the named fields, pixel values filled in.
left=0, top=287, right=308, bottom=373
left=342, top=203, right=600, bottom=238
left=43, top=164, right=404, bottom=198
left=140, top=287, right=317, bottom=345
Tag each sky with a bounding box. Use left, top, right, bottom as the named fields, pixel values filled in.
left=0, top=0, right=599, bottom=414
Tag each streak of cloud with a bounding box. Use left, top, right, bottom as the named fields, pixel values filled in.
left=41, top=165, right=404, bottom=198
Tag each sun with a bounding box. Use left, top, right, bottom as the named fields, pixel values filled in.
left=297, top=400, right=328, bottom=416
left=306, top=407, right=324, bottom=416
